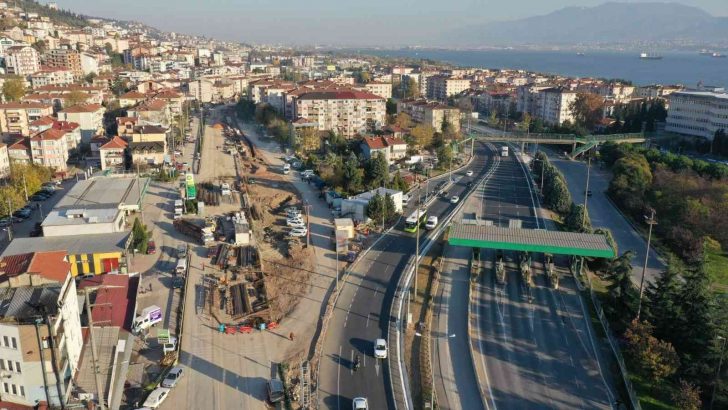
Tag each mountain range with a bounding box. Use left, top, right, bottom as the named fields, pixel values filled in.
left=446, top=2, right=728, bottom=47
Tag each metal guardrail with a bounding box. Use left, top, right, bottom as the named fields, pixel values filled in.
left=468, top=131, right=646, bottom=145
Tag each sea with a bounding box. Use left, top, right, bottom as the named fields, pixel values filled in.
left=358, top=48, right=728, bottom=88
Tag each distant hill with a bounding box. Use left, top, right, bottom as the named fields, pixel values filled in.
left=447, top=2, right=728, bottom=46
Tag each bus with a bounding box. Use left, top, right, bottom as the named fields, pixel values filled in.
left=404, top=209, right=428, bottom=233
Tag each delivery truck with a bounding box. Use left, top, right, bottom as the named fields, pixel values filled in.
left=132, top=305, right=162, bottom=334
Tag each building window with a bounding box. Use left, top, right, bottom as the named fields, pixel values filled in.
left=7, top=361, right=13, bottom=371
left=19, top=385, right=24, bottom=397
left=15, top=362, right=20, bottom=373
left=0, top=360, right=4, bottom=370
left=11, top=337, right=16, bottom=349
left=3, top=383, right=7, bottom=394
left=11, top=384, right=16, bottom=395
left=2, top=336, right=7, bottom=347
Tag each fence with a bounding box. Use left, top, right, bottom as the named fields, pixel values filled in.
left=576, top=262, right=642, bottom=410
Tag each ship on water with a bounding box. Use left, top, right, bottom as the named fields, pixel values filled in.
left=712, top=52, right=726, bottom=58
left=640, top=52, right=663, bottom=60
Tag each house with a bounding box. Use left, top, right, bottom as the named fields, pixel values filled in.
left=29, top=128, right=68, bottom=171
left=397, top=99, right=460, bottom=133
left=99, top=136, right=127, bottom=171
left=361, top=136, right=408, bottom=164
left=0, top=251, right=83, bottom=408
left=340, top=187, right=404, bottom=221
left=3, top=45, right=40, bottom=75
left=0, top=142, right=9, bottom=178
left=118, top=91, right=147, bottom=108
left=57, top=103, right=105, bottom=143
left=0, top=103, right=54, bottom=136
left=6, top=138, right=31, bottom=163
left=127, top=99, right=170, bottom=127
left=29, top=67, right=75, bottom=88
left=426, top=75, right=471, bottom=100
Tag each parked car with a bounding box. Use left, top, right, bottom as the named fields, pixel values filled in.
left=172, top=276, right=184, bottom=289
left=287, top=218, right=305, bottom=227
left=0, top=218, right=11, bottom=228
left=162, top=338, right=178, bottom=356
left=161, top=367, right=183, bottom=388
left=289, top=227, right=308, bottom=237
left=142, top=387, right=170, bottom=408
left=267, top=379, right=285, bottom=403
left=147, top=241, right=156, bottom=254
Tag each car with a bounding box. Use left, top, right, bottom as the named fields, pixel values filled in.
left=11, top=216, right=23, bottom=223
left=466, top=170, right=474, bottom=177
left=147, top=241, right=156, bottom=254
left=353, top=397, right=369, bottom=410
left=172, top=276, right=184, bottom=289
left=289, top=227, right=308, bottom=237
left=585, top=190, right=593, bottom=197
left=287, top=218, right=305, bottom=227
left=374, top=338, right=387, bottom=359
left=425, top=216, right=438, bottom=230
left=161, top=366, right=183, bottom=388
left=0, top=218, right=11, bottom=228
left=162, top=337, right=178, bottom=355
left=142, top=387, right=170, bottom=409
left=267, top=379, right=285, bottom=403
left=450, top=196, right=460, bottom=204
left=176, top=244, right=187, bottom=259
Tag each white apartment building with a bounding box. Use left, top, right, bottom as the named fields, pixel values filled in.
left=364, top=82, right=392, bottom=99
left=0, top=103, right=54, bottom=136
left=29, top=128, right=69, bottom=171
left=426, top=75, right=471, bottom=101
left=30, top=67, right=75, bottom=88
left=294, top=90, right=386, bottom=138
left=666, top=90, right=728, bottom=140
left=517, top=86, right=577, bottom=126
left=0, top=251, right=83, bottom=408
left=397, top=99, right=461, bottom=133
left=57, top=103, right=105, bottom=143
left=0, top=142, right=9, bottom=178
left=4, top=45, right=40, bottom=75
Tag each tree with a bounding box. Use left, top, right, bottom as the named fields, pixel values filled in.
left=623, top=319, right=679, bottom=381
left=410, top=124, right=435, bottom=148
left=297, top=127, right=320, bottom=153
left=84, top=72, right=97, bottom=84
left=366, top=152, right=389, bottom=189
left=543, top=173, right=572, bottom=214
left=2, top=76, right=25, bottom=102
left=64, top=90, right=88, bottom=107
left=519, top=112, right=532, bottom=132
left=396, top=77, right=419, bottom=99
left=391, top=171, right=409, bottom=192
left=645, top=256, right=684, bottom=341
left=394, top=112, right=412, bottom=130
left=570, top=93, right=605, bottom=130
left=31, top=40, right=47, bottom=54
left=131, top=218, right=149, bottom=254
left=602, top=250, right=638, bottom=330
left=609, top=153, right=652, bottom=215
left=564, top=203, right=592, bottom=233
left=366, top=193, right=384, bottom=223
left=386, top=98, right=397, bottom=116
left=104, top=42, right=114, bottom=56
left=436, top=145, right=453, bottom=170
left=384, top=193, right=397, bottom=221
left=342, top=152, right=363, bottom=193
left=110, top=78, right=128, bottom=96
left=672, top=380, right=702, bottom=410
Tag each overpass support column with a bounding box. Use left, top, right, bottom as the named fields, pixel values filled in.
left=520, top=141, right=525, bottom=153
left=572, top=141, right=577, bottom=154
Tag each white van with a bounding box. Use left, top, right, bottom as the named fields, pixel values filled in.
left=283, top=163, right=291, bottom=175
left=175, top=258, right=187, bottom=275
left=425, top=216, right=438, bottom=230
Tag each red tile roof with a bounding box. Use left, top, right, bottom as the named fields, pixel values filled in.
left=120, top=91, right=147, bottom=99
left=100, top=136, right=128, bottom=150
left=0, top=102, right=52, bottom=109
left=30, top=116, right=56, bottom=127
left=60, top=103, right=103, bottom=113
left=78, top=274, right=135, bottom=330
left=8, top=138, right=30, bottom=151
left=0, top=251, right=69, bottom=284
left=52, top=120, right=79, bottom=131
left=31, top=128, right=66, bottom=141
left=298, top=89, right=384, bottom=101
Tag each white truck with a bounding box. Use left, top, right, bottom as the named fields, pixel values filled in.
left=501, top=146, right=509, bottom=157
left=174, top=200, right=183, bottom=219
left=132, top=305, right=163, bottom=334
left=221, top=183, right=231, bottom=196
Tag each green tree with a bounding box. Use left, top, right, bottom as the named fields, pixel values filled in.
left=384, top=193, right=397, bottom=221
left=391, top=171, right=409, bottom=192
left=386, top=98, right=397, bottom=116
left=297, top=127, right=320, bottom=153
left=366, top=192, right=384, bottom=222
left=84, top=72, right=98, bottom=84
left=564, top=203, right=592, bottom=233
left=436, top=145, right=453, bottom=170
left=602, top=250, right=638, bottom=331
left=394, top=112, right=412, bottom=130
left=569, top=93, right=605, bottom=130
left=131, top=218, right=149, bottom=254
left=31, top=40, right=47, bottom=54
left=644, top=256, right=684, bottom=342
left=366, top=152, right=389, bottom=189
left=110, top=78, right=128, bottom=96
left=63, top=90, right=88, bottom=107
left=410, top=124, right=435, bottom=148
left=623, top=319, right=680, bottom=381
left=543, top=173, right=572, bottom=214
left=2, top=76, right=25, bottom=102
left=342, top=152, right=363, bottom=193
left=104, top=42, right=114, bottom=56
left=609, top=153, right=652, bottom=215
left=518, top=112, right=532, bottom=132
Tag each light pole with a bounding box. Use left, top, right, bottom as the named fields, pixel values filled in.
left=711, top=336, right=727, bottom=410
left=413, top=207, right=421, bottom=305
left=636, top=209, right=657, bottom=320
left=583, top=150, right=592, bottom=227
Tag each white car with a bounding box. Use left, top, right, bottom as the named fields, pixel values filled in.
left=287, top=219, right=305, bottom=228
left=289, top=227, right=308, bottom=237
left=161, top=367, right=183, bottom=388
left=450, top=196, right=460, bottom=204
left=162, top=337, right=177, bottom=354
left=353, top=397, right=369, bottom=410
left=374, top=338, right=387, bottom=359
left=425, top=216, right=438, bottom=230
left=466, top=170, right=473, bottom=177
left=142, top=387, right=170, bottom=409
left=286, top=210, right=302, bottom=218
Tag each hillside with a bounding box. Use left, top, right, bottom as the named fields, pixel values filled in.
left=446, top=2, right=728, bottom=46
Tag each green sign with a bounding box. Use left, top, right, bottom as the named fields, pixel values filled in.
left=185, top=173, right=197, bottom=200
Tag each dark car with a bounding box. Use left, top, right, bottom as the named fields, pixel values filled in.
left=585, top=190, right=593, bottom=197
left=172, top=276, right=184, bottom=289
left=147, top=241, right=157, bottom=254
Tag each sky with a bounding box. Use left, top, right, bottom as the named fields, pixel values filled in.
left=55, top=0, right=728, bottom=46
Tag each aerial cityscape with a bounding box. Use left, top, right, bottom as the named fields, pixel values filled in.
left=0, top=1, right=726, bottom=409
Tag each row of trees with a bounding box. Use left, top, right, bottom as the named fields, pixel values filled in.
left=0, top=162, right=52, bottom=216
left=365, top=192, right=398, bottom=226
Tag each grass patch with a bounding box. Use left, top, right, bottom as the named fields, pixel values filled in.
left=705, top=248, right=728, bottom=292
left=629, top=373, right=676, bottom=410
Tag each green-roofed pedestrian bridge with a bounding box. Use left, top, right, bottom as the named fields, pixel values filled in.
left=448, top=223, right=616, bottom=258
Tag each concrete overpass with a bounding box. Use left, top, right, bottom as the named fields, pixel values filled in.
left=467, top=131, right=646, bottom=157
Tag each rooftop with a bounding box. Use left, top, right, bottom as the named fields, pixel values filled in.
left=60, top=103, right=104, bottom=113
left=42, top=207, right=121, bottom=228
left=1, top=232, right=130, bottom=258
left=0, top=251, right=70, bottom=284
left=298, top=89, right=384, bottom=101
left=54, top=177, right=148, bottom=210
left=0, top=285, right=62, bottom=322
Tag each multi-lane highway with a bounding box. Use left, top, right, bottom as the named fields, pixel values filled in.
left=465, top=145, right=617, bottom=409
left=317, top=141, right=493, bottom=409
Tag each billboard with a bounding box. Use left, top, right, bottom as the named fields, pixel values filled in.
left=185, top=173, right=197, bottom=200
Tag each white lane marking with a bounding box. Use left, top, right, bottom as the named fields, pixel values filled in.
left=576, top=285, right=616, bottom=406
left=350, top=349, right=354, bottom=376
left=337, top=345, right=342, bottom=409
left=366, top=312, right=370, bottom=328
left=475, top=277, right=496, bottom=410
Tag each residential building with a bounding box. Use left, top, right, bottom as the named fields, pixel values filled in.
left=0, top=251, right=83, bottom=408
left=187, top=79, right=213, bottom=103
left=397, top=99, right=461, bottom=133
left=363, top=82, right=392, bottom=99
left=0, top=103, right=54, bottom=136
left=57, top=103, right=105, bottom=143
left=29, top=128, right=68, bottom=171
left=7, top=138, right=31, bottom=163
left=99, top=135, right=127, bottom=171
left=293, top=89, right=386, bottom=138
left=0, top=142, right=8, bottom=178
left=4, top=45, right=40, bottom=75
left=427, top=75, right=471, bottom=100
left=124, top=125, right=168, bottom=165
left=666, top=90, right=728, bottom=140
left=29, top=67, right=75, bottom=88
left=517, top=86, right=577, bottom=126
left=361, top=135, right=407, bottom=164
left=46, top=49, right=83, bottom=78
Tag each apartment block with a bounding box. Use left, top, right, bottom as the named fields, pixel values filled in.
left=29, top=128, right=69, bottom=171
left=516, top=86, right=577, bottom=126
left=426, top=75, right=471, bottom=101
left=45, top=49, right=83, bottom=78
left=0, top=102, right=54, bottom=136
left=397, top=99, right=461, bottom=133
left=29, top=67, right=75, bottom=88
left=666, top=90, right=728, bottom=140
left=363, top=82, right=392, bottom=99
left=293, top=90, right=386, bottom=138
left=4, top=45, right=40, bottom=75
left=0, top=142, right=9, bottom=178
left=57, top=103, right=105, bottom=143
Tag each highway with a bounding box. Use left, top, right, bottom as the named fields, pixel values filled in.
left=465, top=145, right=617, bottom=409
left=317, top=141, right=493, bottom=409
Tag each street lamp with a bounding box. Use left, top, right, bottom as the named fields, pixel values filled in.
left=710, top=335, right=727, bottom=410
left=583, top=149, right=593, bottom=227
left=636, top=209, right=657, bottom=320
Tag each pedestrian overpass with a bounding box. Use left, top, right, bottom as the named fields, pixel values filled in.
left=467, top=131, right=646, bottom=157
left=448, top=223, right=615, bottom=258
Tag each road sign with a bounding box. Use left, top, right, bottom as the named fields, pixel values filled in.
left=185, top=173, right=197, bottom=200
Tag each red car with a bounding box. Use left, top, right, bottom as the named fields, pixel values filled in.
left=147, top=241, right=156, bottom=254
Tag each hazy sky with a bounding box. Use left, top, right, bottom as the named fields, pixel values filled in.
left=55, top=0, right=728, bottom=45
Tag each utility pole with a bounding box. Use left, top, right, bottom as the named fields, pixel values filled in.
left=137, top=165, right=144, bottom=224
left=582, top=151, right=592, bottom=227
left=84, top=289, right=106, bottom=410
left=22, top=174, right=28, bottom=201
left=6, top=198, right=13, bottom=241
left=636, top=209, right=657, bottom=320
left=413, top=207, right=420, bottom=305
